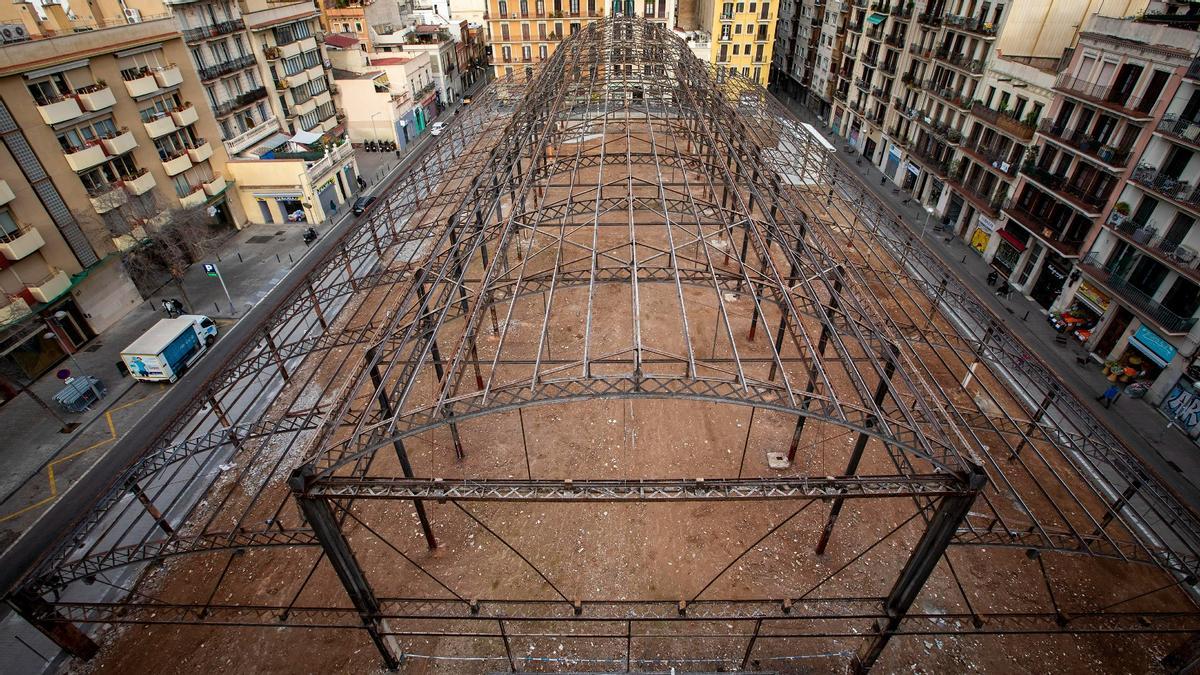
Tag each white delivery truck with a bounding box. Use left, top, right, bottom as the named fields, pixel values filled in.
left=120, top=315, right=218, bottom=383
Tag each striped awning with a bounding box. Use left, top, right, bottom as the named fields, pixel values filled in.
left=866, top=13, right=886, bottom=25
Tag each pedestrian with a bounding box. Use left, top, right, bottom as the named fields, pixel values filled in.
left=328, top=200, right=336, bottom=215
left=357, top=176, right=366, bottom=190
left=880, top=176, right=886, bottom=186
left=995, top=283, right=1011, bottom=299
left=986, top=270, right=998, bottom=287
left=1095, top=384, right=1121, bottom=408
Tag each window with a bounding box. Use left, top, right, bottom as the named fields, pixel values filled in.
left=520, top=0, right=528, bottom=14
left=569, top=0, right=579, bottom=13
left=718, top=44, right=728, bottom=61
left=540, top=44, right=548, bottom=58
left=749, top=1, right=756, bottom=10
left=644, top=0, right=655, bottom=16
left=354, top=21, right=362, bottom=32
left=722, top=2, right=733, bottom=18
left=522, top=23, right=530, bottom=39
left=499, top=0, right=508, bottom=16
left=501, top=24, right=510, bottom=40
left=734, top=24, right=741, bottom=34
left=502, top=45, right=512, bottom=61
left=523, top=45, right=532, bottom=60
left=27, top=74, right=70, bottom=106
left=754, top=66, right=761, bottom=81
left=721, top=24, right=731, bottom=39
left=755, top=44, right=764, bottom=61
left=735, top=2, right=744, bottom=11
left=0, top=208, right=18, bottom=240
left=760, top=2, right=769, bottom=19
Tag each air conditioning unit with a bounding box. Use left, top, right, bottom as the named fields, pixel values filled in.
left=0, top=24, right=29, bottom=44
left=124, top=8, right=142, bottom=23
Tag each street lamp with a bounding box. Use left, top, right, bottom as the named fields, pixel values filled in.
left=920, top=205, right=936, bottom=240
left=370, top=111, right=383, bottom=143
left=45, top=311, right=104, bottom=405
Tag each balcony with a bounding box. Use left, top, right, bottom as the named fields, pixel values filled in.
left=914, top=113, right=962, bottom=145
left=0, top=179, right=14, bottom=206
left=235, top=87, right=268, bottom=109
left=76, top=84, right=116, bottom=112
left=946, top=169, right=1004, bottom=217
left=0, top=226, right=45, bottom=261
left=223, top=116, right=280, bottom=155
left=1080, top=254, right=1198, bottom=334
left=958, top=140, right=1019, bottom=177
left=88, top=183, right=127, bottom=213
left=938, top=51, right=985, bottom=77
left=180, top=185, right=207, bottom=208
left=305, top=141, right=353, bottom=181
left=971, top=104, right=1035, bottom=141
left=1021, top=164, right=1110, bottom=216
left=37, top=96, right=83, bottom=125
left=187, top=139, right=213, bottom=163
left=943, top=13, right=997, bottom=38
left=1002, top=202, right=1085, bottom=256
left=916, top=12, right=942, bottom=26
left=182, top=18, right=244, bottom=42
left=1157, top=113, right=1200, bottom=149
left=100, top=128, right=136, bottom=156
left=198, top=54, right=256, bottom=81
left=162, top=149, right=193, bottom=176
left=1054, top=75, right=1153, bottom=120
left=203, top=174, right=227, bottom=196
left=0, top=295, right=30, bottom=326
left=124, top=168, right=156, bottom=196
left=123, top=70, right=159, bottom=98
left=27, top=269, right=71, bottom=304
left=170, top=103, right=200, bottom=127
left=63, top=141, right=108, bottom=172
left=143, top=113, right=177, bottom=138
left=1130, top=164, right=1200, bottom=212
left=908, top=44, right=931, bottom=60
left=924, top=81, right=972, bottom=111
left=154, top=64, right=183, bottom=88
left=1105, top=211, right=1200, bottom=275
left=1037, top=120, right=1133, bottom=170
left=1189, top=56, right=1200, bottom=81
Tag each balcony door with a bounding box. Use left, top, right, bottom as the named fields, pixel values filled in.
left=1107, top=62, right=1141, bottom=103
left=1163, top=144, right=1193, bottom=180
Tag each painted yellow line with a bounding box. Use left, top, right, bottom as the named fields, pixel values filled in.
left=0, top=392, right=157, bottom=524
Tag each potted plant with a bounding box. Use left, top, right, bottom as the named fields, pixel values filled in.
left=1114, top=201, right=1131, bottom=216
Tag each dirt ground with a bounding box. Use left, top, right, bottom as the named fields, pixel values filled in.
left=70, top=117, right=1197, bottom=674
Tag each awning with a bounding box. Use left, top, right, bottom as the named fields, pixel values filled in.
left=253, top=192, right=304, bottom=199
left=289, top=129, right=322, bottom=146
left=866, top=13, right=886, bottom=25
left=1128, top=324, right=1177, bottom=367
left=246, top=133, right=290, bottom=158
left=996, top=229, right=1027, bottom=252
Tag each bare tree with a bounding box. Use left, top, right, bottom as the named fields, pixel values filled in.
left=92, top=189, right=227, bottom=310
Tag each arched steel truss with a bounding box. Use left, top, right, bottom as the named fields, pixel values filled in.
left=5, top=17, right=1200, bottom=673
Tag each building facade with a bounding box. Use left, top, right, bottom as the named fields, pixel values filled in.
left=1047, top=16, right=1200, bottom=421
left=160, top=0, right=360, bottom=226
left=0, top=15, right=239, bottom=388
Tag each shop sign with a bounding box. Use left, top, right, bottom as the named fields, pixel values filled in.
left=1075, top=281, right=1110, bottom=312
left=976, top=215, right=997, bottom=233
left=905, top=161, right=920, bottom=176
left=969, top=227, right=991, bottom=254
left=1129, top=324, right=1177, bottom=367
left=888, top=146, right=901, bottom=161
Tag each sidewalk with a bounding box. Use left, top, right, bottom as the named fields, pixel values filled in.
left=772, top=89, right=1200, bottom=511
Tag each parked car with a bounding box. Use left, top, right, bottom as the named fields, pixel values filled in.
left=430, top=121, right=447, bottom=136
left=353, top=196, right=377, bottom=215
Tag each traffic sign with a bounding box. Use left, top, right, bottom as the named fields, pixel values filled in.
left=56, top=368, right=71, bottom=380
left=203, top=263, right=219, bottom=277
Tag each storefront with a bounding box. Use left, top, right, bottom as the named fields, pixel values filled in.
left=1029, top=251, right=1069, bottom=309
left=991, top=227, right=1028, bottom=277
left=902, top=160, right=919, bottom=191
left=969, top=215, right=996, bottom=254
left=1104, top=323, right=1175, bottom=385
left=1051, top=281, right=1109, bottom=344
left=885, top=145, right=901, bottom=181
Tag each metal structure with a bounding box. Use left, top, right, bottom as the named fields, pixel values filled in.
left=6, top=18, right=1200, bottom=673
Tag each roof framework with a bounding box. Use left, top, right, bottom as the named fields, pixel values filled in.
left=7, top=18, right=1200, bottom=673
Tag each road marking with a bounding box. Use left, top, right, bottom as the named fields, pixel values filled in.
left=0, top=392, right=156, bottom=524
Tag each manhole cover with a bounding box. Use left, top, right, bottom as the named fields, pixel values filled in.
left=247, top=235, right=274, bottom=244
left=83, top=343, right=103, bottom=352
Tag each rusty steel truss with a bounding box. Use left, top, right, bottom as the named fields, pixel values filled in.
left=7, top=18, right=1200, bottom=673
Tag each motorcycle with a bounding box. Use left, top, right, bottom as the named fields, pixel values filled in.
left=303, top=227, right=317, bottom=246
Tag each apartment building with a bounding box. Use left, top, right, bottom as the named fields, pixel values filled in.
left=706, top=0, right=778, bottom=85
left=328, top=39, right=439, bottom=147
left=771, top=0, right=825, bottom=103
left=0, top=14, right=239, bottom=386
left=486, top=0, right=676, bottom=78
left=1047, top=16, right=1200, bottom=419
left=154, top=0, right=359, bottom=225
